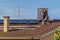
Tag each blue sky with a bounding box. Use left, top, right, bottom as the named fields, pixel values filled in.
left=0, top=0, right=60, bottom=19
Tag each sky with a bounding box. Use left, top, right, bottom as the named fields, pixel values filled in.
left=0, top=0, right=60, bottom=19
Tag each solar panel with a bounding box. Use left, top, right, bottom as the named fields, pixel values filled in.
left=0, top=20, right=3, bottom=24
left=0, top=19, right=39, bottom=24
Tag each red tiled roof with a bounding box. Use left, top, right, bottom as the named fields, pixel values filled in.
left=0, top=21, right=59, bottom=37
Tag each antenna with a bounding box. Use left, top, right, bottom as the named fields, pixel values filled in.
left=18, top=0, right=20, bottom=19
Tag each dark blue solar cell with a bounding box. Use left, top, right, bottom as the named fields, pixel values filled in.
left=0, top=20, right=3, bottom=23
left=0, top=19, right=39, bottom=24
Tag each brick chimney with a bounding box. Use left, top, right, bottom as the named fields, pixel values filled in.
left=3, top=16, right=9, bottom=32
left=37, top=8, right=49, bottom=25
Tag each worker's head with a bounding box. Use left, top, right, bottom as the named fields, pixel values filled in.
left=40, top=8, right=47, bottom=14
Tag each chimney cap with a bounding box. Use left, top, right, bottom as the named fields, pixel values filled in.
left=4, top=16, right=9, bottom=18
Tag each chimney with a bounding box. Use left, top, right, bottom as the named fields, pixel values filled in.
left=3, top=16, right=9, bottom=32
left=37, top=8, right=49, bottom=25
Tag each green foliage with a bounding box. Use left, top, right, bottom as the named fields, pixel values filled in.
left=54, top=29, right=60, bottom=40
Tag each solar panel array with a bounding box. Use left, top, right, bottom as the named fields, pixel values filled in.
left=0, top=19, right=39, bottom=24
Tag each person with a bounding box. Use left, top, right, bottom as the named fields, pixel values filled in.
left=43, top=8, right=49, bottom=21
left=40, top=8, right=49, bottom=25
